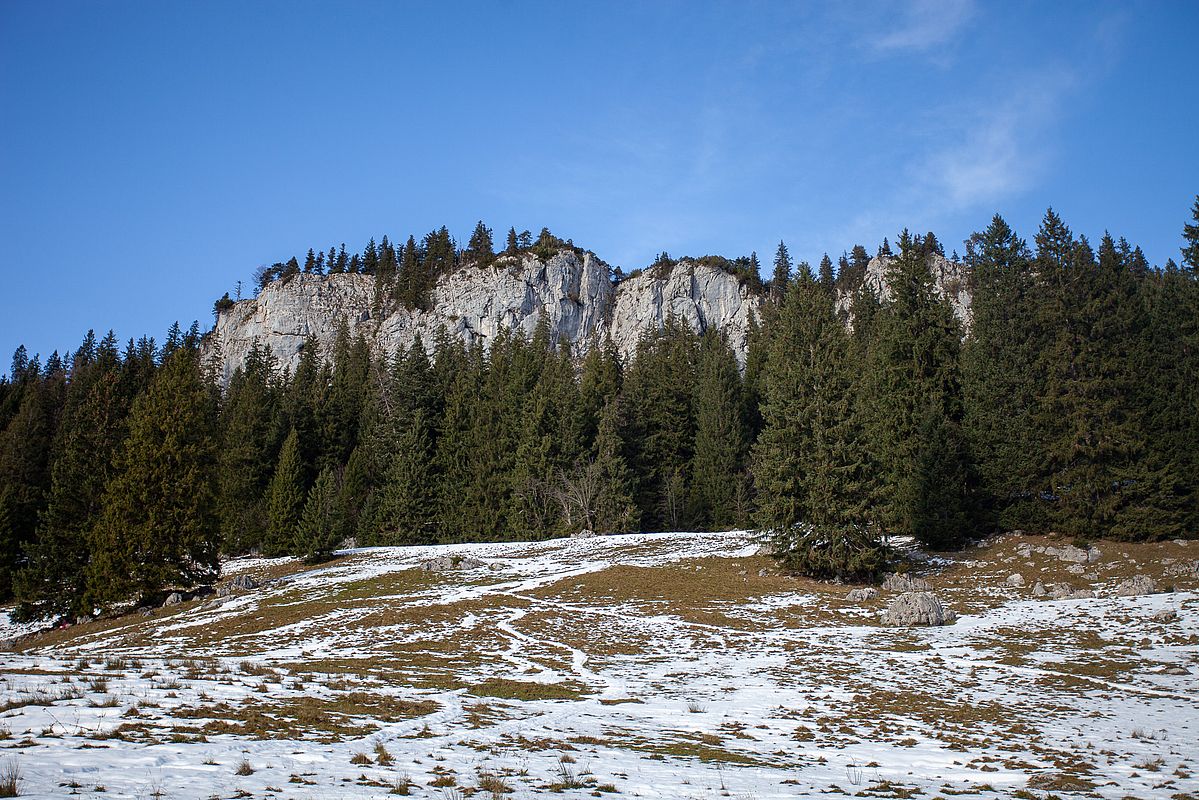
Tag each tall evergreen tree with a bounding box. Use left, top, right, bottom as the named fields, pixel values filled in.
left=85, top=348, right=218, bottom=609
left=771, top=241, right=792, bottom=300
left=859, top=231, right=973, bottom=547
left=754, top=264, right=883, bottom=578
left=296, top=466, right=342, bottom=563
left=216, top=342, right=280, bottom=554
left=264, top=427, right=306, bottom=556
left=960, top=215, right=1046, bottom=529
left=15, top=335, right=126, bottom=619
left=372, top=410, right=437, bottom=545
left=689, top=330, right=748, bottom=530
left=467, top=221, right=495, bottom=264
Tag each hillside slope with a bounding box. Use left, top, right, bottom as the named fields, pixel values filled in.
left=1, top=531, right=1196, bottom=799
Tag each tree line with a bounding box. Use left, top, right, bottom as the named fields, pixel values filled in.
left=2, top=200, right=1197, bottom=621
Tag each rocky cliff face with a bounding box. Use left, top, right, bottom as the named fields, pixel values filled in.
left=834, top=253, right=972, bottom=329
left=208, top=251, right=762, bottom=383
left=209, top=248, right=971, bottom=382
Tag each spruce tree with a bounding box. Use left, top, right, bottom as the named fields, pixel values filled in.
left=620, top=318, right=698, bottom=530
left=216, top=342, right=279, bottom=554
left=754, top=265, right=883, bottom=579
left=960, top=215, right=1046, bottom=529
left=859, top=231, right=973, bottom=547
left=296, top=466, right=342, bottom=563
left=771, top=241, right=792, bottom=300
left=373, top=410, right=437, bottom=545
left=467, top=221, right=495, bottom=264
left=590, top=397, right=638, bottom=533
left=1181, top=194, right=1199, bottom=270
left=689, top=330, right=748, bottom=530
left=15, top=337, right=126, bottom=620
left=84, top=348, right=219, bottom=609
left=264, top=428, right=306, bottom=556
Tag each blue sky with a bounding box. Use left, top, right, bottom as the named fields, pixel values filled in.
left=2, top=0, right=1197, bottom=361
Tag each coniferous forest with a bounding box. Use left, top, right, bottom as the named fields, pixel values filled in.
left=2, top=203, right=1197, bottom=622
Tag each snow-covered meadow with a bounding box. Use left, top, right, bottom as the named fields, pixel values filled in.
left=1, top=531, right=1197, bottom=799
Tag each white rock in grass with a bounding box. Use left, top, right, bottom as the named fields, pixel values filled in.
left=1047, top=584, right=1095, bottom=600
left=1006, top=573, right=1026, bottom=588
left=881, top=592, right=956, bottom=627
left=882, top=573, right=931, bottom=592
left=1057, top=545, right=1089, bottom=563
left=1032, top=581, right=1047, bottom=597
left=162, top=592, right=183, bottom=607
left=845, top=588, right=879, bottom=602
left=1113, top=575, right=1158, bottom=597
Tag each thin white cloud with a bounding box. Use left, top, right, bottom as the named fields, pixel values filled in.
left=868, top=0, right=976, bottom=53
left=922, top=69, right=1076, bottom=211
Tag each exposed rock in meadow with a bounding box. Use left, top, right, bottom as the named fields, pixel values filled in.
left=881, top=592, right=956, bottom=627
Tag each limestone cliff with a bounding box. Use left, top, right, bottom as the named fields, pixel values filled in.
left=208, top=248, right=970, bottom=382
left=835, top=253, right=972, bottom=329
left=208, top=251, right=761, bottom=383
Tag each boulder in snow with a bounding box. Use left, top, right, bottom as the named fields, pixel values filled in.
left=881, top=592, right=956, bottom=627
left=421, top=554, right=489, bottom=573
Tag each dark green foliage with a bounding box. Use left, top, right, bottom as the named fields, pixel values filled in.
left=265, top=428, right=305, bottom=557
left=587, top=397, right=638, bottom=533
left=85, top=347, right=219, bottom=609
left=621, top=318, right=698, bottom=530
left=216, top=342, right=280, bottom=554
left=467, top=221, right=495, bottom=264
left=7, top=207, right=1199, bottom=617
left=371, top=410, right=436, bottom=545
left=14, top=335, right=126, bottom=619
left=297, top=467, right=342, bottom=563
left=770, top=523, right=887, bottom=581
left=689, top=331, right=749, bottom=530
left=1181, top=195, right=1199, bottom=270
left=961, top=215, right=1047, bottom=530
left=771, top=241, right=792, bottom=299
left=859, top=230, right=973, bottom=547
left=754, top=265, right=884, bottom=578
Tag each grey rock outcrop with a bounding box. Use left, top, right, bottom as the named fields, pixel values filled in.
left=1046, top=584, right=1095, bottom=601
left=162, top=592, right=183, bottom=607
left=882, top=573, right=932, bottom=592
left=1113, top=575, right=1157, bottom=597
left=845, top=587, right=879, bottom=602
left=209, top=246, right=975, bottom=383
left=421, top=554, right=489, bottom=573
left=232, top=574, right=259, bottom=590
left=835, top=253, right=971, bottom=330
left=609, top=261, right=759, bottom=364
left=881, top=592, right=956, bottom=627
left=1006, top=573, right=1026, bottom=588
left=207, top=251, right=762, bottom=384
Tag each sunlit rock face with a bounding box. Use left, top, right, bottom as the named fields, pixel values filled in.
left=208, top=247, right=971, bottom=383
left=835, top=253, right=972, bottom=331
left=207, top=251, right=761, bottom=383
